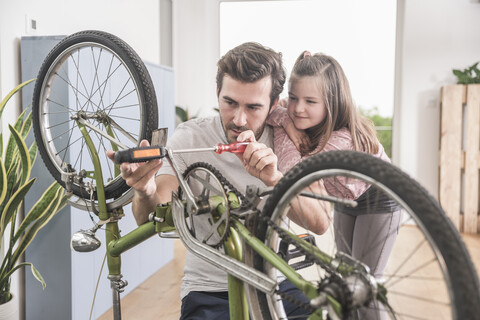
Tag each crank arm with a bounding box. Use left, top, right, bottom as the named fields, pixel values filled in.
left=171, top=193, right=276, bottom=294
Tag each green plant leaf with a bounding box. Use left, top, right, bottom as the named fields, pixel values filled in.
left=8, top=125, right=31, bottom=187
left=14, top=109, right=27, bottom=133
left=0, top=160, right=6, bottom=207
left=20, top=111, right=33, bottom=140
left=0, top=178, right=36, bottom=238
left=4, top=129, right=18, bottom=172
left=0, top=161, right=18, bottom=215
left=13, top=182, right=61, bottom=243
left=11, top=187, right=65, bottom=265
left=0, top=133, right=3, bottom=157
left=0, top=262, right=46, bottom=291
left=29, top=263, right=46, bottom=289
left=453, top=62, right=480, bottom=84
left=176, top=106, right=189, bottom=122
left=0, top=79, right=35, bottom=120
left=0, top=156, right=23, bottom=215
left=29, top=141, right=38, bottom=166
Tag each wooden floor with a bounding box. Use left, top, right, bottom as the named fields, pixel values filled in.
left=98, top=234, right=480, bottom=320
left=97, top=239, right=186, bottom=320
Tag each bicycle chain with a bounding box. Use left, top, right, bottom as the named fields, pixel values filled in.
left=181, top=162, right=353, bottom=317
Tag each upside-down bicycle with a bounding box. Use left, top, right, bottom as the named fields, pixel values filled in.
left=31, top=30, right=480, bottom=319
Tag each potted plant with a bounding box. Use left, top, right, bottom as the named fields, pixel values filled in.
left=452, top=61, right=480, bottom=84
left=0, top=79, right=68, bottom=317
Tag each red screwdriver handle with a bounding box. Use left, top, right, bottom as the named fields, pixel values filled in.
left=216, top=142, right=249, bottom=154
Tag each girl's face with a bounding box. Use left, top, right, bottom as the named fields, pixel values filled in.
left=287, top=76, right=327, bottom=130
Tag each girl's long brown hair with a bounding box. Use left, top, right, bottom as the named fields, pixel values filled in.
left=291, top=52, right=379, bottom=156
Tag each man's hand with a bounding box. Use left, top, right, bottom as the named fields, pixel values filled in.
left=106, top=140, right=163, bottom=198
left=236, top=130, right=283, bottom=186
left=106, top=140, right=165, bottom=225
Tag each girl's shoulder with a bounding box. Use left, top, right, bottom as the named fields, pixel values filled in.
left=322, top=128, right=354, bottom=151
left=267, top=106, right=289, bottom=126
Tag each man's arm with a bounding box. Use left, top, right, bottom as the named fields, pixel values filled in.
left=131, top=174, right=179, bottom=225
left=236, top=130, right=331, bottom=235
left=107, top=140, right=179, bottom=225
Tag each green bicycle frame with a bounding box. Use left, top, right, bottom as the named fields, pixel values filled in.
left=76, top=120, right=342, bottom=320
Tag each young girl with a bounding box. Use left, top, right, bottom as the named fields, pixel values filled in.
left=267, top=51, right=401, bottom=281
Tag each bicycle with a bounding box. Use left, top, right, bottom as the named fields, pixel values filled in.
left=31, top=30, right=480, bottom=320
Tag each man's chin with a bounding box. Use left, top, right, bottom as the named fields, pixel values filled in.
left=227, top=134, right=238, bottom=143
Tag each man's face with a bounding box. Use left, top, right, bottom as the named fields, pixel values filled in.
left=218, top=75, right=273, bottom=143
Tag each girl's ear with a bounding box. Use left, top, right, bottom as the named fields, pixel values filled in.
left=216, top=87, right=219, bottom=97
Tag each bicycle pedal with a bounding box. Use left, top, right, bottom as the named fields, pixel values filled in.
left=290, top=261, right=314, bottom=271
left=278, top=233, right=317, bottom=270
left=159, top=231, right=180, bottom=239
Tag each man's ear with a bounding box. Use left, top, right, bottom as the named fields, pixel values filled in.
left=269, top=97, right=280, bottom=114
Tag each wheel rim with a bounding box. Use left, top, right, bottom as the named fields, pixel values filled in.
left=264, top=169, right=454, bottom=320
left=37, top=41, right=145, bottom=200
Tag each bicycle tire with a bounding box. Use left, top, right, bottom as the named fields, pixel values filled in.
left=246, top=150, right=480, bottom=319
left=32, top=30, right=158, bottom=201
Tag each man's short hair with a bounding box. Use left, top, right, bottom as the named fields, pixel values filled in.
left=216, top=42, right=286, bottom=107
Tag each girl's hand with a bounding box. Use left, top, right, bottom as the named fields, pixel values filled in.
left=284, top=122, right=309, bottom=152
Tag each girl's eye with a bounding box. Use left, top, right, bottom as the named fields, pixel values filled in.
left=288, top=96, right=297, bottom=101
left=306, top=100, right=317, bottom=104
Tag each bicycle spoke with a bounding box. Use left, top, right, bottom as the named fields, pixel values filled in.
left=33, top=31, right=157, bottom=207
left=384, top=239, right=427, bottom=286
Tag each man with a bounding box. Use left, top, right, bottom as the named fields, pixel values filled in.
left=107, top=42, right=302, bottom=319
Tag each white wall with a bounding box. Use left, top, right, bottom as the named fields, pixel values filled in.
left=0, top=0, right=161, bottom=131
left=0, top=0, right=161, bottom=317
left=173, top=0, right=480, bottom=197
left=393, top=0, right=480, bottom=195
left=173, top=0, right=221, bottom=117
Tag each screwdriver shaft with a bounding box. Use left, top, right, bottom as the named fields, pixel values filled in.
left=172, top=147, right=217, bottom=154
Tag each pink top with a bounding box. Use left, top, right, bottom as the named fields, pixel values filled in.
left=267, top=107, right=390, bottom=200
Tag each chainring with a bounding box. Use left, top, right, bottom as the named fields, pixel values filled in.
left=181, top=162, right=233, bottom=248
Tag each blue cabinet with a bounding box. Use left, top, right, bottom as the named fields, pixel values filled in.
left=20, top=35, right=175, bottom=320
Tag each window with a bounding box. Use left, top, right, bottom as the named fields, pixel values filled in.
left=220, top=0, right=396, bottom=155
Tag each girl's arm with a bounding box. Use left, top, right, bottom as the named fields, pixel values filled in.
left=268, top=106, right=309, bottom=152
left=284, top=119, right=310, bottom=152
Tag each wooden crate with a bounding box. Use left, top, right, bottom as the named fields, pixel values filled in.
left=439, top=84, right=480, bottom=234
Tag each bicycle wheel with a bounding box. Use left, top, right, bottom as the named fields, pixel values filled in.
left=246, top=151, right=480, bottom=320
left=32, top=30, right=157, bottom=204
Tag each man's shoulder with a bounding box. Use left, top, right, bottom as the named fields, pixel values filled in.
left=168, top=115, right=221, bottom=148
left=177, top=116, right=218, bottom=130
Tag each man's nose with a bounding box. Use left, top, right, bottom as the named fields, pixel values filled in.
left=233, top=108, right=247, bottom=127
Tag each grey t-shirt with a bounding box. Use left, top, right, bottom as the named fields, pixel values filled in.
left=157, top=115, right=273, bottom=299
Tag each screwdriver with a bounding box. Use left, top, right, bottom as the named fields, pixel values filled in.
left=175, top=142, right=249, bottom=155
left=114, top=142, right=249, bottom=164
